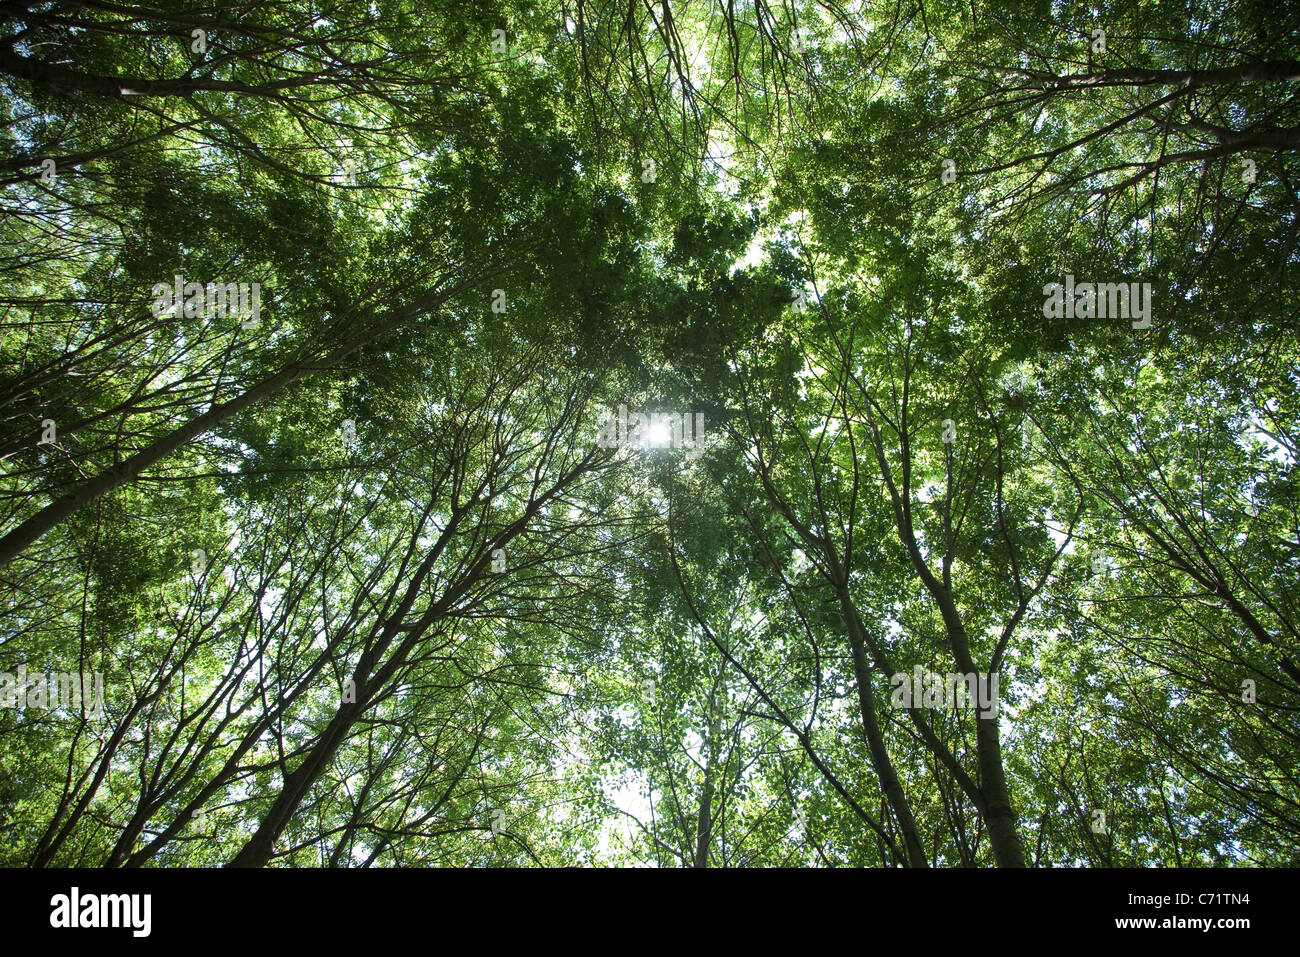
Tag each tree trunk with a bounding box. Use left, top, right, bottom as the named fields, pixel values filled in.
left=0, top=268, right=495, bottom=567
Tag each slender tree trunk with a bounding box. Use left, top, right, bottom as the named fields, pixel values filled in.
left=0, top=46, right=326, bottom=99
left=839, top=591, right=930, bottom=868
left=0, top=268, right=496, bottom=567
left=226, top=454, right=589, bottom=866
left=1018, top=60, right=1300, bottom=91
left=936, top=593, right=1026, bottom=868
left=227, top=697, right=365, bottom=867
left=693, top=672, right=723, bottom=867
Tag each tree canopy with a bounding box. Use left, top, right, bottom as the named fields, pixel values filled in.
left=1, top=0, right=1297, bottom=868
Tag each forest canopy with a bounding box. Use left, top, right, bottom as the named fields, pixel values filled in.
left=1, top=0, right=1297, bottom=868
